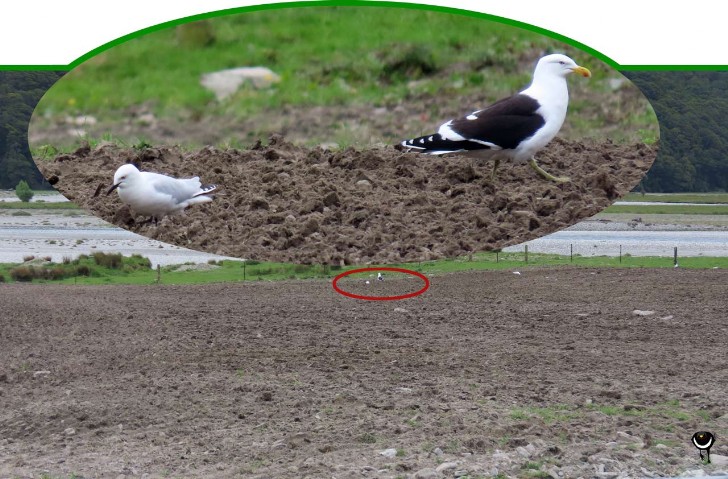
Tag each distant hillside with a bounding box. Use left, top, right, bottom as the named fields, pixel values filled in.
left=0, top=71, right=64, bottom=189
left=626, top=71, right=728, bottom=193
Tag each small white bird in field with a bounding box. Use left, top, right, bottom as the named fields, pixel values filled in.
left=400, top=53, right=591, bottom=183
left=106, top=163, right=217, bottom=223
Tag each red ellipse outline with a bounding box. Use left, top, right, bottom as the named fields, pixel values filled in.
left=332, top=267, right=430, bottom=301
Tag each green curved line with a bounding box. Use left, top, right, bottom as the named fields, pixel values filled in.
left=2, top=1, right=726, bottom=71
left=66, top=0, right=618, bottom=69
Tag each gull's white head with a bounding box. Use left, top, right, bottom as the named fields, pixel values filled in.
left=106, top=163, right=141, bottom=195
left=534, top=53, right=591, bottom=79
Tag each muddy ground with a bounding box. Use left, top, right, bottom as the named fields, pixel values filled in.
left=1, top=268, right=727, bottom=479
left=36, top=137, right=655, bottom=265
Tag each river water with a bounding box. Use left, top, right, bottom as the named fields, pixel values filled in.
left=1, top=196, right=727, bottom=264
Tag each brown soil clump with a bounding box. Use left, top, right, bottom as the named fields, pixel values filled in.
left=37, top=136, right=656, bottom=264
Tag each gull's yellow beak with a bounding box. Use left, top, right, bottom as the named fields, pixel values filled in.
left=572, top=65, right=591, bottom=78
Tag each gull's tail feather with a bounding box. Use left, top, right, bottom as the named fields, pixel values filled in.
left=193, top=184, right=217, bottom=197
left=184, top=195, right=214, bottom=208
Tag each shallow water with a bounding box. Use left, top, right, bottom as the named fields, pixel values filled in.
left=504, top=229, right=728, bottom=257
left=0, top=211, right=232, bottom=266
left=2, top=210, right=727, bottom=265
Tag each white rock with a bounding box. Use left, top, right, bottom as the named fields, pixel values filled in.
left=136, top=112, right=156, bottom=126
left=414, top=468, right=439, bottom=479
left=64, top=427, right=76, bottom=435
left=33, top=370, right=51, bottom=377
left=394, top=307, right=409, bottom=313
left=356, top=179, right=372, bottom=189
left=517, top=446, right=531, bottom=457
left=632, top=309, right=655, bottom=316
left=432, top=447, right=444, bottom=456
left=616, top=431, right=640, bottom=443
left=379, top=448, right=397, bottom=458
left=681, top=469, right=706, bottom=477
left=492, top=451, right=510, bottom=462
left=660, top=315, right=674, bottom=320
left=200, top=67, right=281, bottom=100
left=70, top=115, right=97, bottom=126
left=711, top=454, right=728, bottom=466
left=435, top=462, right=458, bottom=472
left=608, top=78, right=626, bottom=90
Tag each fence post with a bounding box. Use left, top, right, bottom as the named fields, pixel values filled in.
left=674, top=247, right=678, bottom=267
left=156, top=264, right=161, bottom=284
left=496, top=251, right=499, bottom=263
left=619, top=245, right=622, bottom=264
left=243, top=260, right=246, bottom=281
left=525, top=244, right=528, bottom=263
left=570, top=244, right=573, bottom=263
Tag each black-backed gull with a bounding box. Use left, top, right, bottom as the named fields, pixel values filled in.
left=400, top=53, right=591, bottom=183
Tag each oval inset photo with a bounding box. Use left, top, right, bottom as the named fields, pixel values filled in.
left=30, top=5, right=658, bottom=265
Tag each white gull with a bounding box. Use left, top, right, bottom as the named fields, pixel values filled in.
left=106, top=163, right=216, bottom=222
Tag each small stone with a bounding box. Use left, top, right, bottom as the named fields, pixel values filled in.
left=414, top=468, right=439, bottom=479
left=517, top=446, right=531, bottom=457
left=432, top=447, right=444, bottom=456
left=454, top=471, right=468, bottom=478
left=33, top=370, right=51, bottom=377
left=356, top=179, right=372, bottom=189
left=394, top=307, right=409, bottom=313
left=492, top=451, right=510, bottom=461
left=546, top=467, right=561, bottom=479
left=616, top=431, right=640, bottom=443
left=655, top=444, right=668, bottom=449
left=379, top=448, right=397, bottom=458
left=435, top=462, right=458, bottom=473
left=64, top=428, right=76, bottom=435
left=681, top=469, right=706, bottom=477
left=711, top=454, right=728, bottom=466
left=525, top=443, right=536, bottom=455
left=632, top=309, right=655, bottom=316
left=200, top=67, right=281, bottom=100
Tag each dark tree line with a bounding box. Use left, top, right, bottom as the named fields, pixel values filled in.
left=0, top=71, right=64, bottom=189
left=625, top=71, right=728, bottom=192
